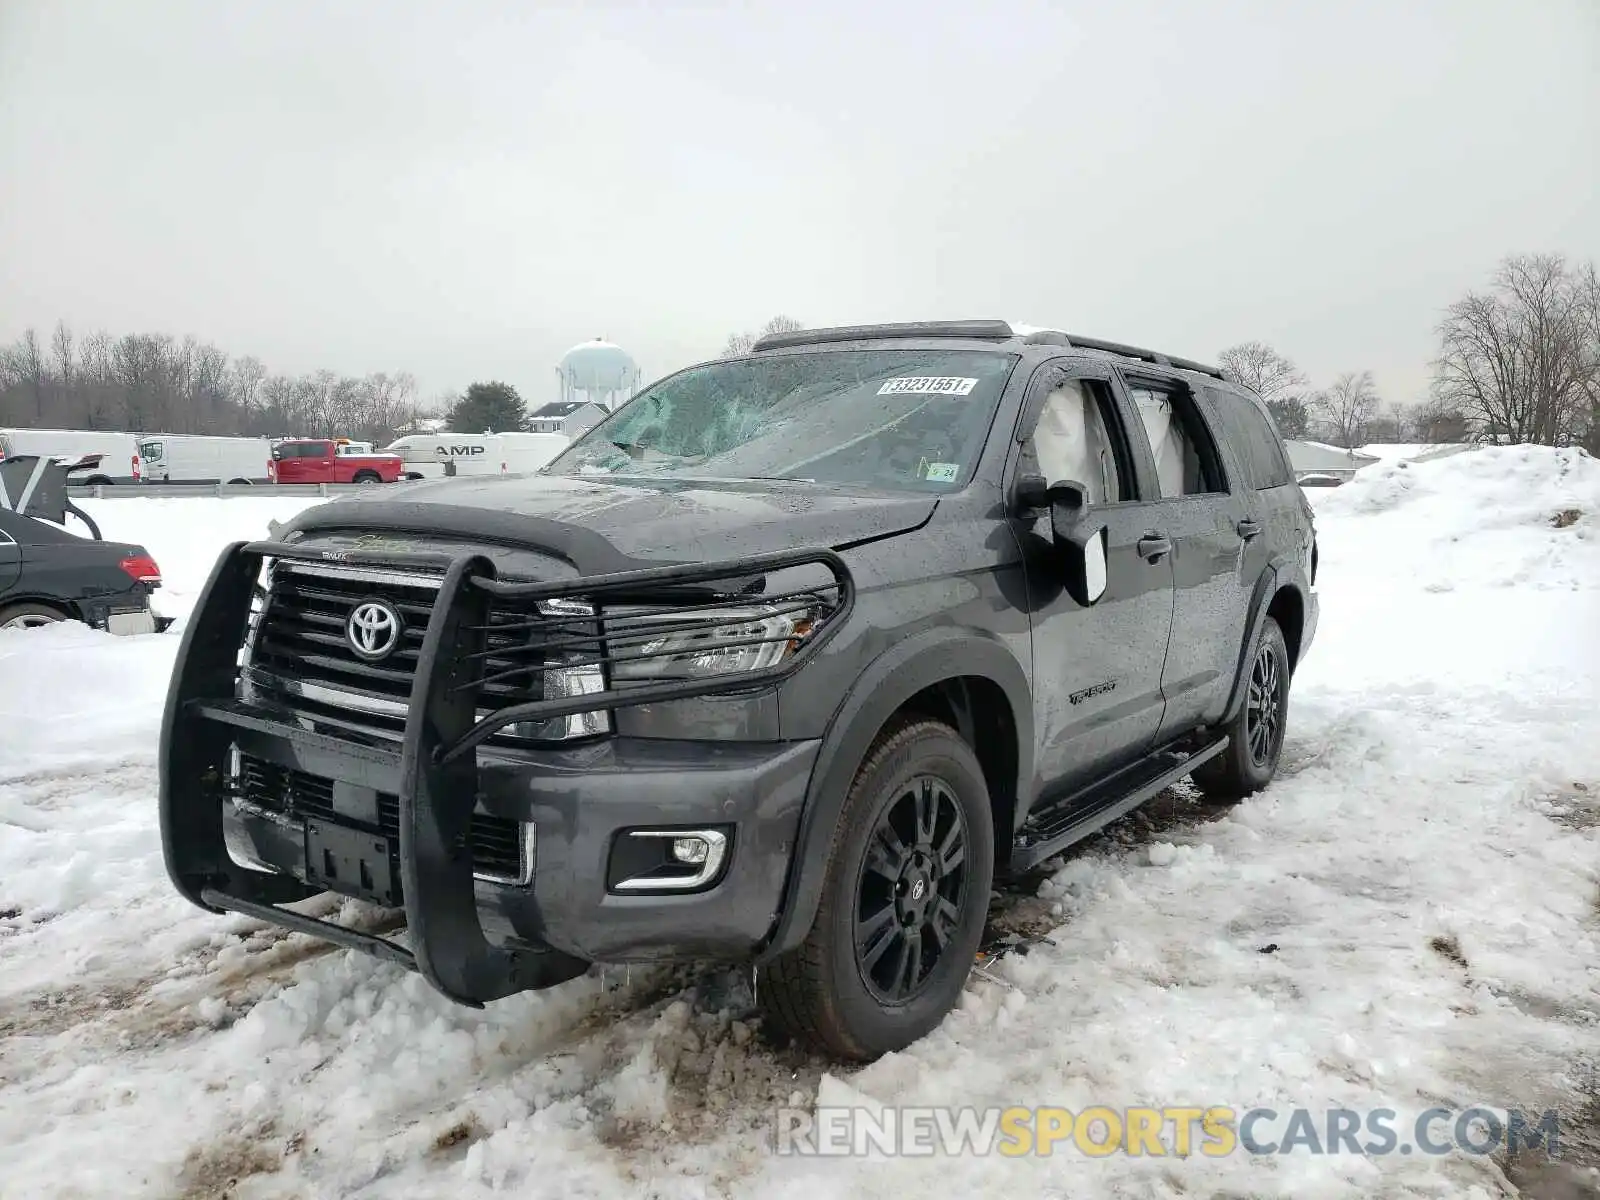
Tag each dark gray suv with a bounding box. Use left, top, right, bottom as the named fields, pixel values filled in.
left=160, top=320, right=1318, bottom=1060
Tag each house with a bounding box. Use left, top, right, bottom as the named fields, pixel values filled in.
left=1284, top=439, right=1379, bottom=481
left=527, top=401, right=607, bottom=438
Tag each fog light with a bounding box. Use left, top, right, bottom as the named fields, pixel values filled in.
left=672, top=836, right=710, bottom=865
left=611, top=828, right=730, bottom=891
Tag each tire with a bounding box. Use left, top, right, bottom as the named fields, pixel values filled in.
left=0, top=602, right=69, bottom=631
left=352, top=471, right=381, bottom=485
left=761, top=719, right=994, bottom=1061
left=1191, top=616, right=1291, bottom=801
left=84, top=476, right=113, bottom=487
left=227, top=478, right=251, bottom=485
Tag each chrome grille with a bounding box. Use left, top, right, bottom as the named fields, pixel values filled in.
left=245, top=560, right=608, bottom=746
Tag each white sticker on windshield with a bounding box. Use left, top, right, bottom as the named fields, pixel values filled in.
left=877, top=376, right=979, bottom=396
left=925, top=462, right=960, bottom=482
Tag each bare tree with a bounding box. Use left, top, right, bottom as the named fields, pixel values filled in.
left=1314, top=371, right=1380, bottom=449
left=1218, top=341, right=1312, bottom=437
left=8, top=328, right=48, bottom=422
left=723, top=314, right=803, bottom=358
left=50, top=321, right=75, bottom=418
left=1432, top=253, right=1597, bottom=447
left=232, top=356, right=267, bottom=423
left=1217, top=341, right=1308, bottom=403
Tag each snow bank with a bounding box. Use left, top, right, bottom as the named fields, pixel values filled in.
left=1358, top=442, right=1476, bottom=466
left=1312, top=444, right=1599, bottom=594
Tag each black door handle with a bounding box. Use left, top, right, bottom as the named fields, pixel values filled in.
left=1237, top=519, right=1262, bottom=541
left=1137, top=533, right=1172, bottom=562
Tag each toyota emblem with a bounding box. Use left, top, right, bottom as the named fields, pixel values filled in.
left=346, top=600, right=403, bottom=661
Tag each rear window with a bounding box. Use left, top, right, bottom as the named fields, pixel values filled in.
left=1207, top=389, right=1294, bottom=489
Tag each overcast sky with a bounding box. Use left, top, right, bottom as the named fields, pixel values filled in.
left=2, top=0, right=1596, bottom=409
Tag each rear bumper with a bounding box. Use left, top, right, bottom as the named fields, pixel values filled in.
left=78, top=592, right=156, bottom=635
left=159, top=536, right=849, bottom=1006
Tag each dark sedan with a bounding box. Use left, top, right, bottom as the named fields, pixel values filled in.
left=0, top=456, right=163, bottom=633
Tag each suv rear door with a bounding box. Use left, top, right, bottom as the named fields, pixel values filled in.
left=1118, top=372, right=1253, bottom=740
left=1013, top=361, right=1176, bottom=795
left=1200, top=384, right=1308, bottom=582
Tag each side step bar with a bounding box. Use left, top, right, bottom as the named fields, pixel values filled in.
left=1008, top=735, right=1230, bottom=874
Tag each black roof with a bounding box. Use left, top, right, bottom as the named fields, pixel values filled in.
left=750, top=319, right=1224, bottom=380
left=529, top=401, right=595, bottom=418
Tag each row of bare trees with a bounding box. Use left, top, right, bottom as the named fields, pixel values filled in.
left=0, top=322, right=432, bottom=444
left=1220, top=254, right=1599, bottom=452
left=1215, top=342, right=1400, bottom=447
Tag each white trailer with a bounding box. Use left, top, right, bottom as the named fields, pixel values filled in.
left=0, top=428, right=142, bottom=485
left=382, top=432, right=570, bottom=480
left=136, top=434, right=274, bottom=483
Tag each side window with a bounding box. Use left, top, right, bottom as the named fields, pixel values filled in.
left=1207, top=389, right=1293, bottom=489
left=1024, top=378, right=1135, bottom=504
left=1124, top=382, right=1226, bottom=498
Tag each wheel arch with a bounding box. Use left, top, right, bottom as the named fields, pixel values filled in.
left=0, top=595, right=78, bottom=623
left=1220, top=563, right=1309, bottom=725
left=759, top=628, right=1032, bottom=960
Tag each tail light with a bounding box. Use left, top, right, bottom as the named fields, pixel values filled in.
left=132, top=453, right=141, bottom=481
left=118, top=554, right=162, bottom=585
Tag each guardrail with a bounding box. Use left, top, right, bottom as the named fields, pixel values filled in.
left=68, top=483, right=375, bottom=499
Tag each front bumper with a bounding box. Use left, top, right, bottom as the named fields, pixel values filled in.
left=159, top=537, right=850, bottom=1006
left=220, top=733, right=819, bottom=965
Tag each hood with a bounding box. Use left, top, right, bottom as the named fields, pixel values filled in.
left=279, top=473, right=936, bottom=575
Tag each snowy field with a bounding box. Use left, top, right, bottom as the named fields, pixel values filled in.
left=2, top=448, right=1598, bottom=1198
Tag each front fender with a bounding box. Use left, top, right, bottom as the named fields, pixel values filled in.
left=757, top=626, right=1033, bottom=959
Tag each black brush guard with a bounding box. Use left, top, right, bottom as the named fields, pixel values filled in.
left=160, top=538, right=853, bottom=1006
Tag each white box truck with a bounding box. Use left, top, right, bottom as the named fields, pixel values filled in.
left=382, top=432, right=569, bottom=480
left=0, top=428, right=142, bottom=484
left=137, top=435, right=274, bottom=483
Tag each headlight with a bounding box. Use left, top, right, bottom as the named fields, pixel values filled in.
left=510, top=598, right=610, bottom=740
left=607, top=603, right=816, bottom=683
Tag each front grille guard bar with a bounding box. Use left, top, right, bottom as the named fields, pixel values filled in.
left=160, top=537, right=854, bottom=1006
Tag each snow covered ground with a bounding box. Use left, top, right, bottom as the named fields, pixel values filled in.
left=2, top=449, right=1597, bottom=1198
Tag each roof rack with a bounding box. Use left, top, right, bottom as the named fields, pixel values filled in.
left=1061, top=333, right=1225, bottom=380
left=748, top=319, right=1224, bottom=379
left=750, top=320, right=1015, bottom=352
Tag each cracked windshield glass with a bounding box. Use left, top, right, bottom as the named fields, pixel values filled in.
left=545, top=349, right=1018, bottom=491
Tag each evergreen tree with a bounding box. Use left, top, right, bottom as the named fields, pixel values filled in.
left=447, top=381, right=528, bottom=433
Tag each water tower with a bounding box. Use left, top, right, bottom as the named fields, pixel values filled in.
left=557, top=338, right=642, bottom=412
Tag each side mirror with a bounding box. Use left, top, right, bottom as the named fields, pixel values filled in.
left=1061, top=525, right=1109, bottom=607
left=1045, top=480, right=1090, bottom=539
left=1014, top=472, right=1050, bottom=515
left=1045, top=480, right=1107, bottom=608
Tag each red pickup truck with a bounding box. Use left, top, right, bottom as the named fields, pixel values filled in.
left=267, top=439, right=404, bottom=485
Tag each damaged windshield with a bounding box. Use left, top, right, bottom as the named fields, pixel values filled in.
left=543, top=349, right=1017, bottom=491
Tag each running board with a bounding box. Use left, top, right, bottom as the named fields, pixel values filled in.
left=1008, top=735, right=1229, bottom=875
